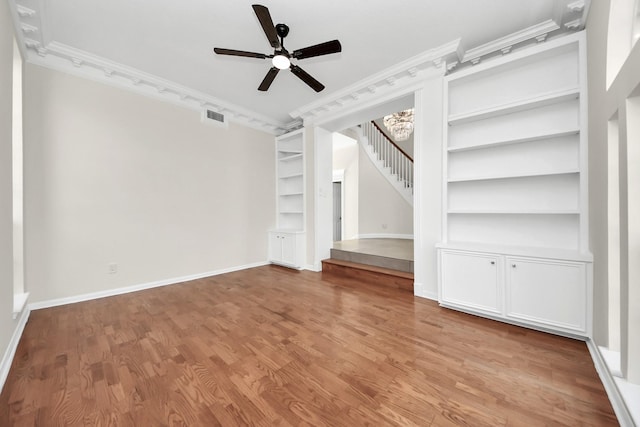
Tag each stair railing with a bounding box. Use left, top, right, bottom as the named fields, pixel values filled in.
left=361, top=121, right=413, bottom=191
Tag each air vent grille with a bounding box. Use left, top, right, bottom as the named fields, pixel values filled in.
left=206, top=110, right=225, bottom=122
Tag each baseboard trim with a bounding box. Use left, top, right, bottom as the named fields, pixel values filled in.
left=0, top=305, right=31, bottom=393
left=357, top=234, right=414, bottom=240
left=29, top=261, right=270, bottom=311
left=413, top=282, right=438, bottom=301
left=586, top=340, right=635, bottom=427
left=305, top=263, right=322, bottom=272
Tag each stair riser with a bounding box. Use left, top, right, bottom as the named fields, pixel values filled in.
left=330, top=249, right=413, bottom=273
left=321, top=261, right=414, bottom=293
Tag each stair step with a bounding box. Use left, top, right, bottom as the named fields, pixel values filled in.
left=330, top=248, right=413, bottom=273
left=321, top=258, right=414, bottom=293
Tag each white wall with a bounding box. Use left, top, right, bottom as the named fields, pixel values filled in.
left=413, top=79, right=444, bottom=300
left=22, top=64, right=275, bottom=303
left=332, top=136, right=359, bottom=240
left=358, top=143, right=413, bottom=237
left=587, top=0, right=611, bottom=347
left=313, top=127, right=334, bottom=268
left=0, top=0, right=21, bottom=390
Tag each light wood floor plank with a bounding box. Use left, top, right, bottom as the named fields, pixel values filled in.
left=0, top=265, right=618, bottom=426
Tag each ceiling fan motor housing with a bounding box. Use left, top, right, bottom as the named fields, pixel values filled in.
left=276, top=23, right=290, bottom=39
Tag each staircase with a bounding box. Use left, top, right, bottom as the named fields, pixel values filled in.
left=357, top=121, right=414, bottom=206
left=321, top=122, right=415, bottom=292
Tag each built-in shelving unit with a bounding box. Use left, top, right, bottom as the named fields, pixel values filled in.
left=269, top=129, right=306, bottom=269
left=438, top=33, right=592, bottom=338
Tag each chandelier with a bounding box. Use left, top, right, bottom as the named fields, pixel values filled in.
left=383, top=109, right=414, bottom=141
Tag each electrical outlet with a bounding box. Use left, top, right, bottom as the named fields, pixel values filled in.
left=108, top=263, right=118, bottom=274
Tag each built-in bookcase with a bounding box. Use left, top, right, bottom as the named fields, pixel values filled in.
left=269, top=129, right=305, bottom=269
left=438, top=33, right=592, bottom=338
left=276, top=130, right=304, bottom=231
left=443, top=36, right=587, bottom=254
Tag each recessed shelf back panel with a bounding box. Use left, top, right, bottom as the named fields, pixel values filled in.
left=448, top=214, right=580, bottom=250
left=278, top=174, right=303, bottom=194
left=278, top=159, right=303, bottom=177
left=448, top=134, right=579, bottom=181
left=448, top=45, right=578, bottom=117
left=277, top=136, right=303, bottom=153
left=448, top=99, right=579, bottom=149
left=448, top=174, right=579, bottom=212
left=279, top=194, right=303, bottom=212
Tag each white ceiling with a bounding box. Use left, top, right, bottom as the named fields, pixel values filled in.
left=9, top=0, right=589, bottom=131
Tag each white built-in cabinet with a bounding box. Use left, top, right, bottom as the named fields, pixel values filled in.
left=439, top=248, right=589, bottom=336
left=438, top=33, right=593, bottom=338
left=268, top=129, right=305, bottom=269
left=268, top=230, right=305, bottom=269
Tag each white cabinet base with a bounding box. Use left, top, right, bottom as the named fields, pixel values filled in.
left=506, top=257, right=587, bottom=333
left=438, top=247, right=592, bottom=338
left=268, top=230, right=305, bottom=269
left=440, top=251, right=501, bottom=315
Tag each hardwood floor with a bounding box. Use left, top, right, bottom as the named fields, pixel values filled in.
left=0, top=265, right=617, bottom=426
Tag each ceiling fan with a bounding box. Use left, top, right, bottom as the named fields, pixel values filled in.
left=213, top=4, right=342, bottom=92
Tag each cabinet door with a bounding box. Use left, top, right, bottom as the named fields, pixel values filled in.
left=280, top=234, right=297, bottom=266
left=506, top=257, right=586, bottom=333
left=268, top=232, right=283, bottom=263
left=440, top=251, right=501, bottom=314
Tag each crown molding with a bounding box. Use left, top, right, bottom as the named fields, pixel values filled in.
left=290, top=39, right=461, bottom=122
left=9, top=0, right=289, bottom=134
left=22, top=41, right=289, bottom=134
left=461, top=19, right=560, bottom=65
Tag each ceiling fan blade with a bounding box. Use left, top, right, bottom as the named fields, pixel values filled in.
left=258, top=67, right=280, bottom=91
left=292, top=40, right=342, bottom=60
left=252, top=4, right=280, bottom=49
left=290, top=64, right=325, bottom=92
left=214, top=48, right=268, bottom=59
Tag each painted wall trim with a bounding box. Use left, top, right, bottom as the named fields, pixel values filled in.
left=0, top=305, right=30, bottom=394
left=586, top=340, right=636, bottom=427
left=28, top=261, right=269, bottom=311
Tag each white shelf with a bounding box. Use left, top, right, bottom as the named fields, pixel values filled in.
left=279, top=153, right=303, bottom=161
left=280, top=192, right=304, bottom=197
left=448, top=169, right=579, bottom=183
left=278, top=172, right=303, bottom=179
left=448, top=129, right=580, bottom=153
left=447, top=88, right=580, bottom=126
left=280, top=210, right=303, bottom=214
left=437, top=241, right=593, bottom=262
left=448, top=209, right=579, bottom=215
left=269, top=228, right=304, bottom=234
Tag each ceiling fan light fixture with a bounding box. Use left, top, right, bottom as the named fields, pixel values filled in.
left=272, top=54, right=290, bottom=70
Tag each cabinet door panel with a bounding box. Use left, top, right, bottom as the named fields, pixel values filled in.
left=268, top=233, right=283, bottom=263
left=441, top=251, right=501, bottom=314
left=506, top=258, right=586, bottom=332
left=280, top=234, right=297, bottom=266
